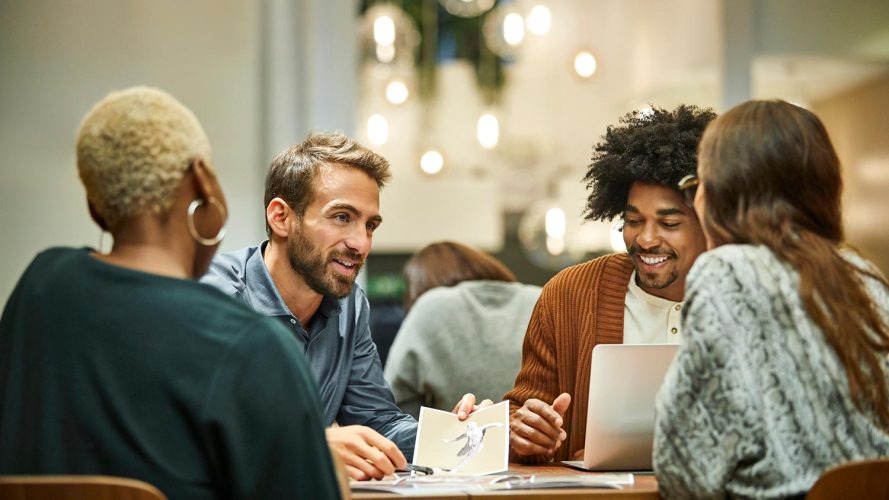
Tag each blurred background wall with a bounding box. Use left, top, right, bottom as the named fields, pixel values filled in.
left=1, top=0, right=887, bottom=307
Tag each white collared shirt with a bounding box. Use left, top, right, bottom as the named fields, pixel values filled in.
left=623, top=271, right=683, bottom=344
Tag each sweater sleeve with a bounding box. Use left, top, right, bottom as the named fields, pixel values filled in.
left=653, top=254, right=764, bottom=500
left=502, top=285, right=561, bottom=464
left=200, top=317, right=341, bottom=500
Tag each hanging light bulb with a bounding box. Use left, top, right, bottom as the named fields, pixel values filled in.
left=483, top=5, right=525, bottom=57
left=545, top=207, right=567, bottom=239
left=574, top=50, right=597, bottom=78
left=503, top=12, right=525, bottom=46
left=419, top=150, right=444, bottom=175
left=367, top=114, right=389, bottom=146
left=385, top=80, right=409, bottom=105
left=362, top=5, right=420, bottom=65
left=439, top=0, right=495, bottom=17
left=376, top=44, right=395, bottom=63
left=526, top=5, right=551, bottom=36
left=544, top=206, right=567, bottom=255
left=476, top=114, right=499, bottom=150
left=373, top=15, right=396, bottom=46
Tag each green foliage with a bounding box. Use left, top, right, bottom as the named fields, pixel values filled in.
left=361, top=0, right=507, bottom=104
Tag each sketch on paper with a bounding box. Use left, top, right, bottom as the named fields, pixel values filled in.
left=442, top=421, right=505, bottom=472
left=413, top=400, right=509, bottom=475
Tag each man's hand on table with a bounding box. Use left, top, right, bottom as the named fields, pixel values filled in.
left=325, top=425, right=406, bottom=481
left=509, top=393, right=571, bottom=460
left=452, top=392, right=494, bottom=420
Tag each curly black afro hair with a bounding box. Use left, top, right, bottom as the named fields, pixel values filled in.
left=582, top=104, right=716, bottom=222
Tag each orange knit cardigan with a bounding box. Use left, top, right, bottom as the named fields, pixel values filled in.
left=503, top=253, right=634, bottom=463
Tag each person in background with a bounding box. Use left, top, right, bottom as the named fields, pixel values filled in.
left=384, top=241, right=542, bottom=417
left=0, top=87, right=340, bottom=499
left=654, top=100, right=889, bottom=498
left=456, top=105, right=717, bottom=462
left=201, top=132, right=415, bottom=481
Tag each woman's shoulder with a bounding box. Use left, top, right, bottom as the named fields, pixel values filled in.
left=691, top=244, right=784, bottom=281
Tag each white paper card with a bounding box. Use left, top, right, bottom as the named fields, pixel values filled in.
left=412, top=401, right=509, bottom=475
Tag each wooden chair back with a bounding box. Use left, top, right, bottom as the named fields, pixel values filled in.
left=0, top=475, right=167, bottom=500
left=806, top=458, right=889, bottom=500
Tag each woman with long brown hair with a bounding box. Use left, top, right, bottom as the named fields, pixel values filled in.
left=653, top=100, right=889, bottom=498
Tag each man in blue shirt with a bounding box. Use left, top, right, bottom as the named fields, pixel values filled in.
left=202, top=132, right=416, bottom=481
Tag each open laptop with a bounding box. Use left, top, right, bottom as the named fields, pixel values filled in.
left=563, top=343, right=678, bottom=471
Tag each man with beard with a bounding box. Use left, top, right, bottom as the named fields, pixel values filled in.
left=456, top=105, right=716, bottom=463
left=202, top=132, right=416, bottom=481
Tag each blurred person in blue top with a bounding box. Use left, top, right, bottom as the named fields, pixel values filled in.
left=0, top=87, right=340, bottom=499
left=654, top=99, right=889, bottom=499
left=202, top=132, right=416, bottom=481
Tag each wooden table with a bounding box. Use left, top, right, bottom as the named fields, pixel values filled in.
left=351, top=463, right=658, bottom=499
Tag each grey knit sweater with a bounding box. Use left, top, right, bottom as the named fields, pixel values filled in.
left=654, top=244, right=889, bottom=499
left=384, top=280, right=542, bottom=418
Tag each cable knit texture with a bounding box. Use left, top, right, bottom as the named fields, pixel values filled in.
left=654, top=244, right=889, bottom=499
left=504, top=253, right=634, bottom=463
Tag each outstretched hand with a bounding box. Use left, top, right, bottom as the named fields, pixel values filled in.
left=509, top=393, right=571, bottom=459
left=325, top=425, right=407, bottom=481
left=452, top=393, right=495, bottom=420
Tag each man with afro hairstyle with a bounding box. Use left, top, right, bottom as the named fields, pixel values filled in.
left=495, top=105, right=715, bottom=463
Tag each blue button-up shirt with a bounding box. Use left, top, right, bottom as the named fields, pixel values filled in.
left=201, top=242, right=418, bottom=459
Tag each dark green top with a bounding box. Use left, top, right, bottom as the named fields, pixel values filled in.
left=0, top=247, right=340, bottom=500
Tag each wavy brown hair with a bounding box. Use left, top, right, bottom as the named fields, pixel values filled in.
left=403, top=241, right=517, bottom=311
left=697, top=99, right=889, bottom=430
left=263, top=132, right=391, bottom=235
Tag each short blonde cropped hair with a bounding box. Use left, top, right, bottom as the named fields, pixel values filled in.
left=76, top=86, right=211, bottom=230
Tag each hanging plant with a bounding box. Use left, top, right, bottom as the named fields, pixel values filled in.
left=360, top=0, right=508, bottom=105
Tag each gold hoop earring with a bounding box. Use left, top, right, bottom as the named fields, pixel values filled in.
left=187, top=198, right=227, bottom=246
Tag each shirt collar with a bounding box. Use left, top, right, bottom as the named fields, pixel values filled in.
left=244, top=240, right=342, bottom=321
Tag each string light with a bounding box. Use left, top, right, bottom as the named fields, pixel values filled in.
left=503, top=12, right=525, bottom=46
left=385, top=80, right=409, bottom=105
left=477, top=114, right=499, bottom=149
left=376, top=44, right=395, bottom=63
left=526, top=5, right=551, bottom=36
left=574, top=50, right=597, bottom=78
left=419, top=150, right=444, bottom=175
left=367, top=114, right=389, bottom=146
left=373, top=15, right=395, bottom=46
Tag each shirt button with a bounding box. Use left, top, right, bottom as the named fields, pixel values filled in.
left=671, top=327, right=678, bottom=334
left=290, top=318, right=297, bottom=324
left=675, top=305, right=681, bottom=311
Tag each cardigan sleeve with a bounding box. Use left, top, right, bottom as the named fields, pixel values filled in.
left=653, top=253, right=765, bottom=499
left=503, top=285, right=562, bottom=464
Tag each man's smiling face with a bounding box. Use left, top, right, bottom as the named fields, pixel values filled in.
left=622, top=181, right=707, bottom=302
left=287, top=163, right=382, bottom=298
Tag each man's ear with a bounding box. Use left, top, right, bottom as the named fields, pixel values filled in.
left=266, top=197, right=294, bottom=238
left=88, top=201, right=109, bottom=231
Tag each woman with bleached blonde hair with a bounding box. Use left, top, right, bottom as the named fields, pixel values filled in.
left=654, top=100, right=889, bottom=499
left=0, top=87, right=340, bottom=499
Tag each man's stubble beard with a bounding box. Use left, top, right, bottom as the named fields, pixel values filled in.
left=286, top=229, right=362, bottom=299
left=628, top=243, right=679, bottom=290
